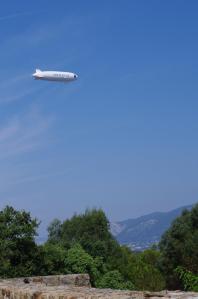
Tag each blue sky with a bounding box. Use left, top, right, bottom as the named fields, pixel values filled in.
left=0, top=1, right=197, bottom=233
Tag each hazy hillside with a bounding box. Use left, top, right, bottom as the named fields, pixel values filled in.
left=111, top=205, right=193, bottom=251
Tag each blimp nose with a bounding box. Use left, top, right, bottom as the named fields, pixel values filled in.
left=74, top=74, right=78, bottom=79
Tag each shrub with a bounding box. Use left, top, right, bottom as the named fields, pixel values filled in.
left=175, top=266, right=198, bottom=292
left=96, top=270, right=135, bottom=290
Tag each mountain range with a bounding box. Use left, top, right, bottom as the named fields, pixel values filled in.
left=110, top=205, right=193, bottom=251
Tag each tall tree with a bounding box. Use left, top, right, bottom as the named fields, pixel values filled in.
left=159, top=204, right=198, bottom=289
left=47, top=219, right=62, bottom=243
left=0, top=206, right=40, bottom=277
left=50, top=209, right=119, bottom=260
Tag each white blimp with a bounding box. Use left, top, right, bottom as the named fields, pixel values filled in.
left=32, top=69, right=78, bottom=83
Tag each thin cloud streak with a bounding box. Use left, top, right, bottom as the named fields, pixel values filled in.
left=0, top=12, right=36, bottom=22
left=0, top=86, right=42, bottom=104
left=0, top=73, right=45, bottom=104
left=0, top=108, right=54, bottom=159
left=0, top=74, right=30, bottom=88
left=12, top=170, right=71, bottom=185
left=0, top=16, right=81, bottom=61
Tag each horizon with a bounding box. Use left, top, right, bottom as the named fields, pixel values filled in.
left=0, top=1, right=198, bottom=233
left=35, top=202, right=194, bottom=241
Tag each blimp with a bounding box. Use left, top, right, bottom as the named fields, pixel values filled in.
left=32, top=69, right=78, bottom=83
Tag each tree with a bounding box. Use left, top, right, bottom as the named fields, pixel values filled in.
left=159, top=204, right=198, bottom=289
left=113, top=247, right=165, bottom=291
left=0, top=206, right=40, bottom=277
left=47, top=209, right=166, bottom=291
left=47, top=219, right=62, bottom=243
left=64, top=243, right=99, bottom=285
left=50, top=209, right=120, bottom=260
left=40, top=243, right=67, bottom=275
left=131, top=254, right=165, bottom=291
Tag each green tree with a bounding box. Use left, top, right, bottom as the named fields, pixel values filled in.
left=65, top=243, right=99, bottom=285
left=47, top=209, right=166, bottom=291
left=116, top=247, right=165, bottom=291
left=0, top=206, right=40, bottom=277
left=159, top=204, right=198, bottom=289
left=132, top=255, right=165, bottom=291
left=40, top=243, right=67, bottom=275
left=50, top=209, right=120, bottom=260
left=47, top=219, right=62, bottom=243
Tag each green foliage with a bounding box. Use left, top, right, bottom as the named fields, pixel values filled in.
left=0, top=206, right=40, bottom=277
left=0, top=206, right=168, bottom=291
left=40, top=243, right=67, bottom=275
left=175, top=267, right=198, bottom=292
left=113, top=247, right=165, bottom=291
left=104, top=245, right=165, bottom=291
left=159, top=204, right=198, bottom=289
left=96, top=270, right=135, bottom=290
left=47, top=209, right=166, bottom=291
left=65, top=243, right=99, bottom=285
left=47, top=219, right=62, bottom=243
left=136, top=250, right=165, bottom=291
left=141, top=249, right=161, bottom=267
left=131, top=254, right=165, bottom=291
left=59, top=209, right=116, bottom=259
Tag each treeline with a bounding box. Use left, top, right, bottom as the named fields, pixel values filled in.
left=0, top=204, right=197, bottom=291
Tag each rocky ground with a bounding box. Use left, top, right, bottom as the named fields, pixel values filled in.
left=0, top=275, right=197, bottom=299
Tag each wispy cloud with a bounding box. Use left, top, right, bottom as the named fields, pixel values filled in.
left=0, top=73, right=43, bottom=104
left=12, top=170, right=71, bottom=185
left=1, top=19, right=59, bottom=51
left=0, top=15, right=81, bottom=62
left=0, top=107, right=53, bottom=159
left=0, top=74, right=29, bottom=88
left=0, top=12, right=36, bottom=22
left=0, top=88, right=37, bottom=104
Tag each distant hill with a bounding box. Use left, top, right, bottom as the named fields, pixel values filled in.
left=110, top=205, right=193, bottom=251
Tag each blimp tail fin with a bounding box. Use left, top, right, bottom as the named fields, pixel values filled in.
left=36, top=69, right=42, bottom=73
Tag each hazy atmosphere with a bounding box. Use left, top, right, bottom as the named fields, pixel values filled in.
left=0, top=0, right=197, bottom=233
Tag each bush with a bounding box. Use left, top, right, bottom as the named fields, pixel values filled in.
left=96, top=270, right=135, bottom=290
left=41, top=243, right=67, bottom=275
left=175, top=267, right=198, bottom=292
left=64, top=243, right=99, bottom=285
